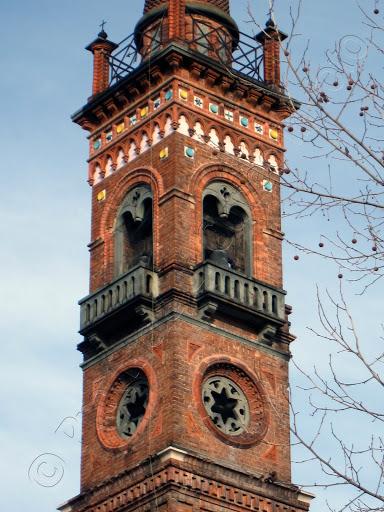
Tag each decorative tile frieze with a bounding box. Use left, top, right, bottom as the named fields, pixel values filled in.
left=89, top=111, right=282, bottom=187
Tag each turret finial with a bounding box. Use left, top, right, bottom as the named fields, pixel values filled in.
left=98, top=20, right=108, bottom=39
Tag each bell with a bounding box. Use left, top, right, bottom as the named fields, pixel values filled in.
left=209, top=249, right=231, bottom=269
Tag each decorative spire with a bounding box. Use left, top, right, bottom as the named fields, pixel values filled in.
left=98, top=20, right=108, bottom=39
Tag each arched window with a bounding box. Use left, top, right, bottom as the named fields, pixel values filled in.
left=203, top=182, right=252, bottom=275
left=115, top=185, right=153, bottom=276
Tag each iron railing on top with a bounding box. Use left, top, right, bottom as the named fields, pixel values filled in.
left=109, top=18, right=264, bottom=87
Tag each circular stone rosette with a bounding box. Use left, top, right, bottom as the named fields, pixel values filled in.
left=96, top=361, right=156, bottom=449
left=196, top=361, right=269, bottom=447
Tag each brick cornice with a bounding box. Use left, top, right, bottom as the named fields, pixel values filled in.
left=73, top=45, right=296, bottom=132
left=60, top=449, right=312, bottom=512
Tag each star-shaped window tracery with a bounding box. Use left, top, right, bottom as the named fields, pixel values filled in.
left=202, top=376, right=249, bottom=435
left=117, top=379, right=149, bottom=438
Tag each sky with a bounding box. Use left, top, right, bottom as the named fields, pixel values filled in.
left=0, top=1, right=381, bottom=511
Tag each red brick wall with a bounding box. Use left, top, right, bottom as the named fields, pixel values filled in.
left=144, top=0, right=231, bottom=14
left=80, top=318, right=291, bottom=491
left=89, top=131, right=283, bottom=293
left=75, top=38, right=295, bottom=511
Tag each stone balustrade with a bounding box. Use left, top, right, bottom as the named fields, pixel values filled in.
left=79, top=266, right=159, bottom=331
left=194, top=262, right=286, bottom=322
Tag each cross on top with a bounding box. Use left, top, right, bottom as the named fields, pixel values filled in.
left=100, top=20, right=107, bottom=32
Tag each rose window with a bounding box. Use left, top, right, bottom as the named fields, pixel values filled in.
left=202, top=376, right=250, bottom=436
left=116, top=377, right=149, bottom=439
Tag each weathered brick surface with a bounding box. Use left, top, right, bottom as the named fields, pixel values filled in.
left=80, top=318, right=291, bottom=490
left=144, top=0, right=230, bottom=14
left=66, top=4, right=302, bottom=512
left=89, top=129, right=284, bottom=293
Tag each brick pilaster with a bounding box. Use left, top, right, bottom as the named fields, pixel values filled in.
left=256, top=19, right=287, bottom=88
left=168, top=0, right=186, bottom=40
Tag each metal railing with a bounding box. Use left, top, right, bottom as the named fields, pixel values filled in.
left=109, top=18, right=264, bottom=86
left=194, top=262, right=285, bottom=321
left=79, top=265, right=159, bottom=330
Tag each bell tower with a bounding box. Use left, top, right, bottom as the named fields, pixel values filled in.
left=60, top=2, right=313, bottom=511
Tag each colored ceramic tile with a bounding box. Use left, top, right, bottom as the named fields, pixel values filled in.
left=240, top=116, right=249, bottom=128
left=153, top=97, right=161, bottom=110
left=224, top=109, right=234, bottom=122
left=255, top=123, right=264, bottom=135
left=179, top=89, right=188, bottom=101
left=93, top=138, right=102, bottom=151
left=130, top=115, right=137, bottom=126
left=263, top=180, right=273, bottom=192
left=184, top=146, right=195, bottom=159
left=97, top=190, right=106, bottom=202
left=140, top=106, right=149, bottom=118
left=159, top=147, right=169, bottom=160
left=209, top=103, right=219, bottom=114
left=194, top=96, right=204, bottom=108
left=105, top=130, right=113, bottom=142
left=165, top=89, right=173, bottom=101
left=269, top=128, right=279, bottom=141
left=116, top=122, right=125, bottom=134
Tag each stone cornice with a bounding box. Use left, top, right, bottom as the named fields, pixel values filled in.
left=81, top=310, right=291, bottom=370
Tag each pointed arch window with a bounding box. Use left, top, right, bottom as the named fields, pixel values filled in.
left=115, top=185, right=153, bottom=276
left=203, top=182, right=252, bottom=275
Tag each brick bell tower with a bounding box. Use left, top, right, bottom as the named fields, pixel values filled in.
left=60, top=1, right=313, bottom=511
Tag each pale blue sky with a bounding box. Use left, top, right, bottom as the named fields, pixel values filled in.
left=0, top=1, right=380, bottom=511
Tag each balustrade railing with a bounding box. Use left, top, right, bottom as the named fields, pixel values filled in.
left=79, top=263, right=284, bottom=332
left=79, top=266, right=158, bottom=330
left=194, top=263, right=285, bottom=321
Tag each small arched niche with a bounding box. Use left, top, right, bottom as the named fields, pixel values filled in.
left=203, top=182, right=252, bottom=275
left=114, top=185, right=153, bottom=276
